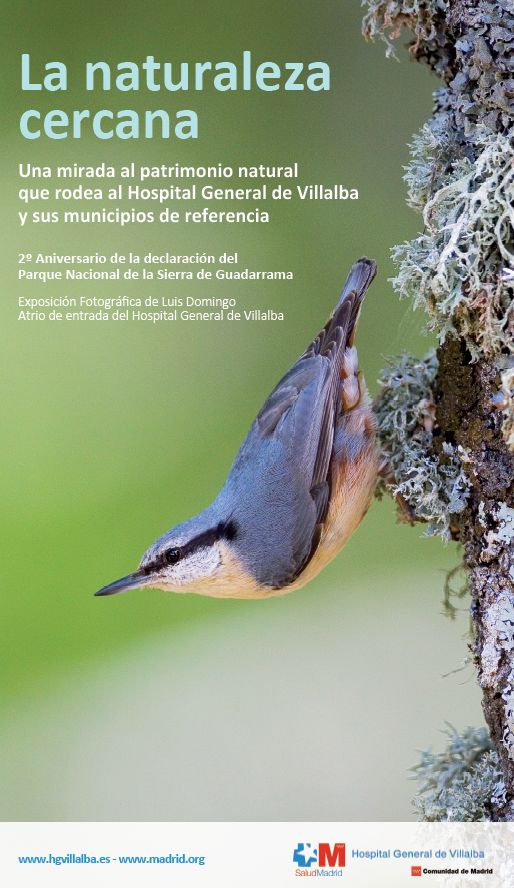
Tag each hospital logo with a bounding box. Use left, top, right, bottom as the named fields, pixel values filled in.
left=293, top=842, right=346, bottom=875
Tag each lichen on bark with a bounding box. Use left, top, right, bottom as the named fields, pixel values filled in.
left=363, top=0, right=514, bottom=820
left=412, top=725, right=504, bottom=821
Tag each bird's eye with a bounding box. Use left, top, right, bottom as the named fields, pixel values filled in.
left=164, top=547, right=182, bottom=565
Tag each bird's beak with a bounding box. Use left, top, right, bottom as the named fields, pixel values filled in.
left=95, top=569, right=152, bottom=597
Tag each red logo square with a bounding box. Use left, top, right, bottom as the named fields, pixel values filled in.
left=411, top=865, right=422, bottom=876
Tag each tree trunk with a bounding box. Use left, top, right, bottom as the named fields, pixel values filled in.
left=364, top=0, right=514, bottom=819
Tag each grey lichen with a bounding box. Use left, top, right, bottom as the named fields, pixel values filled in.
left=412, top=725, right=505, bottom=821
left=476, top=504, right=514, bottom=760
left=478, top=500, right=514, bottom=562
left=500, top=367, right=514, bottom=450
left=363, top=0, right=514, bottom=359
left=393, top=131, right=514, bottom=359
left=478, top=585, right=514, bottom=686
left=363, top=0, right=514, bottom=135
left=402, top=121, right=455, bottom=214
left=503, top=668, right=514, bottom=760
left=375, top=351, right=469, bottom=537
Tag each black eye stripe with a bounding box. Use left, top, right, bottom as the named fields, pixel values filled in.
left=222, top=520, right=237, bottom=541
left=158, top=521, right=238, bottom=570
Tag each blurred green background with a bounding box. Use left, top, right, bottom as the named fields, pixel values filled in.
left=1, top=0, right=482, bottom=820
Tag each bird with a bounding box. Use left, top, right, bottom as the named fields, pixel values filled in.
left=96, top=257, right=380, bottom=600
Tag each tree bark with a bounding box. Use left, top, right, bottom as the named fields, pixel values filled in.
left=364, top=0, right=514, bottom=818
left=436, top=343, right=514, bottom=818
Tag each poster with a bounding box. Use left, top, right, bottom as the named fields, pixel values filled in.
left=3, top=1, right=514, bottom=885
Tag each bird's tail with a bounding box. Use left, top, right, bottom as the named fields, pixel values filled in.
left=330, top=256, right=377, bottom=348
left=302, top=257, right=377, bottom=365
left=336, top=257, right=377, bottom=310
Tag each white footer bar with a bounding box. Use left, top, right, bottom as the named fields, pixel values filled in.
left=1, top=821, right=512, bottom=887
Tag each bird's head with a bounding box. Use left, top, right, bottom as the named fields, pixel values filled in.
left=95, top=513, right=242, bottom=598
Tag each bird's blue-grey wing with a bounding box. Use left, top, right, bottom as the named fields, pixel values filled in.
left=219, top=258, right=376, bottom=588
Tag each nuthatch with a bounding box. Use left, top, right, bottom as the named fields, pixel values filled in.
left=96, top=258, right=379, bottom=600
